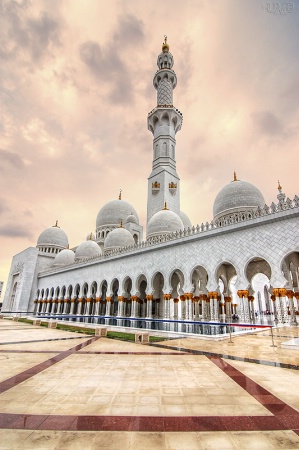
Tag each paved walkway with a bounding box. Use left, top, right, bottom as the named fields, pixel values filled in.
left=0, top=319, right=298, bottom=449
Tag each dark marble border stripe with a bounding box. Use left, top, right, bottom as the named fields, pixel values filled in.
left=78, top=351, right=188, bottom=355
left=209, top=356, right=299, bottom=417
left=0, top=413, right=294, bottom=432
left=0, top=350, right=188, bottom=356
left=0, top=336, right=87, bottom=346
left=150, top=343, right=299, bottom=370
left=0, top=350, right=58, bottom=354
left=0, top=337, right=98, bottom=395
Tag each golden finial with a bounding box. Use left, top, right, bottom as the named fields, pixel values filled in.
left=162, top=35, right=169, bottom=53
left=233, top=171, right=237, bottom=182
left=89, top=232, right=93, bottom=240
left=53, top=220, right=59, bottom=227
left=120, top=220, right=123, bottom=228
left=119, top=189, right=122, bottom=200
left=67, top=244, right=69, bottom=249
left=163, top=201, right=169, bottom=210
left=278, top=180, right=282, bottom=191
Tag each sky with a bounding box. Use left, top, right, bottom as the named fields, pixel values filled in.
left=1, top=0, right=299, bottom=289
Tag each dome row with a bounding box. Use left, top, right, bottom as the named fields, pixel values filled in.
left=37, top=176, right=266, bottom=267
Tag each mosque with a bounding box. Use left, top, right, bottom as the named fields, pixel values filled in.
left=3, top=38, right=299, bottom=327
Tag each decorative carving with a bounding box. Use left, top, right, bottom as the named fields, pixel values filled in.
left=152, top=181, right=160, bottom=189
left=169, top=182, right=177, bottom=188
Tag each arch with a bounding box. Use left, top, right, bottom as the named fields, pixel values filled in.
left=54, top=286, right=60, bottom=299
left=99, top=279, right=108, bottom=315
left=10, top=282, right=18, bottom=310
left=151, top=271, right=165, bottom=298
left=91, top=281, right=97, bottom=298
left=82, top=283, right=88, bottom=298
left=162, top=141, right=167, bottom=156
left=190, top=265, right=209, bottom=296
left=99, top=279, right=108, bottom=295
left=50, top=287, right=54, bottom=299
left=216, top=262, right=237, bottom=296
left=122, top=276, right=132, bottom=297
left=61, top=286, right=66, bottom=297
left=281, top=251, right=299, bottom=289
left=67, top=285, right=73, bottom=299
left=169, top=269, right=185, bottom=298
left=153, top=115, right=159, bottom=128
left=136, top=273, right=147, bottom=293
left=245, top=257, right=272, bottom=284
left=74, top=284, right=80, bottom=298
left=251, top=273, right=271, bottom=314
left=161, top=112, right=170, bottom=126
left=111, top=278, right=119, bottom=315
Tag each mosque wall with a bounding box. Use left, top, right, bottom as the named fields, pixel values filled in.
left=2, top=248, right=56, bottom=313
left=37, top=210, right=299, bottom=300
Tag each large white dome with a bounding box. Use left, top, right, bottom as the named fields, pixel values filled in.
left=96, top=199, right=139, bottom=228
left=37, top=225, right=68, bottom=249
left=75, top=240, right=102, bottom=260
left=213, top=179, right=265, bottom=220
left=104, top=227, right=135, bottom=253
left=180, top=211, right=192, bottom=230
left=53, top=248, right=75, bottom=267
left=147, top=209, right=184, bottom=240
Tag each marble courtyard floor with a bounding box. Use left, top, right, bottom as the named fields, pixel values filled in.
left=0, top=319, right=299, bottom=449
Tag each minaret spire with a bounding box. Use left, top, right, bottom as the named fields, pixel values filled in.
left=146, top=38, right=182, bottom=227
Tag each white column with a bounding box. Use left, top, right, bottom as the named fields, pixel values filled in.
left=105, top=298, right=112, bottom=316
left=164, top=294, right=171, bottom=319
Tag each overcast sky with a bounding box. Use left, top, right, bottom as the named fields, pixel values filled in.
left=1, top=0, right=299, bottom=288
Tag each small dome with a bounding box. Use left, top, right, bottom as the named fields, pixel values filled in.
left=37, top=224, right=68, bottom=249
left=180, top=211, right=192, bottom=230
left=75, top=240, right=102, bottom=260
left=213, top=179, right=265, bottom=220
left=53, top=248, right=75, bottom=267
left=147, top=208, right=184, bottom=240
left=96, top=199, right=139, bottom=228
left=86, top=233, right=96, bottom=241
left=104, top=227, right=135, bottom=253
left=125, top=213, right=138, bottom=224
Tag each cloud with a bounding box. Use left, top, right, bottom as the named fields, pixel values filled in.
left=0, top=3, right=61, bottom=63
left=0, top=223, right=33, bottom=239
left=252, top=111, right=284, bottom=136
left=0, top=201, right=9, bottom=215
left=79, top=14, right=145, bottom=105
left=113, top=14, right=144, bottom=46
left=0, top=149, right=25, bottom=168
left=79, top=40, right=133, bottom=104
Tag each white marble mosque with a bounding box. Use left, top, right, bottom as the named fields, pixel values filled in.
left=3, top=38, right=299, bottom=327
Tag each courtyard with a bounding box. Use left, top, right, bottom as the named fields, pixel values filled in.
left=0, top=318, right=299, bottom=449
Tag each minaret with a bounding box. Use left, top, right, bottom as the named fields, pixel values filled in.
left=147, top=36, right=183, bottom=225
